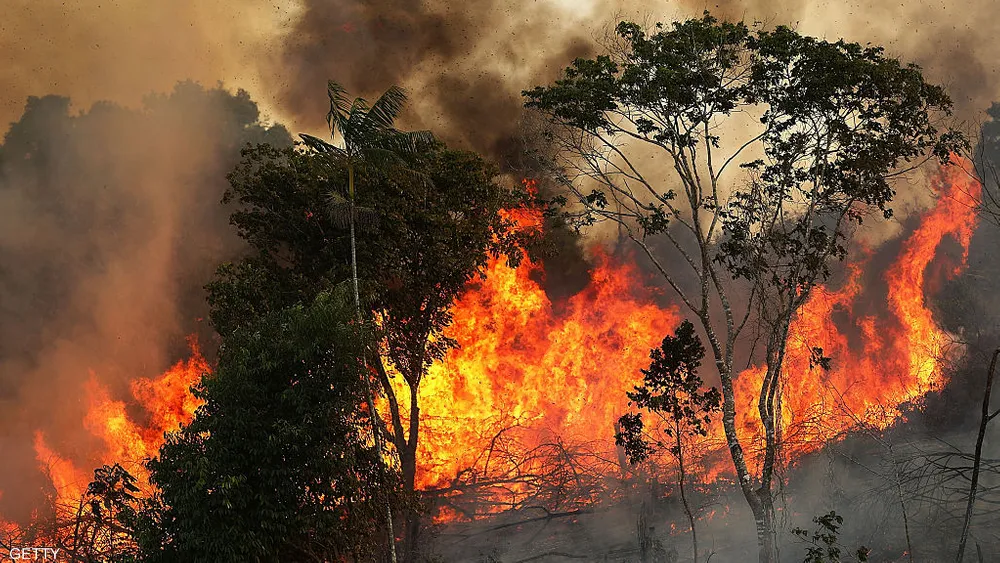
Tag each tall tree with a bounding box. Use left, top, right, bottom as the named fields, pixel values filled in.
left=210, top=123, right=529, bottom=560
left=300, top=80, right=437, bottom=563
left=525, top=13, right=962, bottom=562
left=140, top=291, right=396, bottom=562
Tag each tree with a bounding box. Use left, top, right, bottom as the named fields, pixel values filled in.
left=83, top=464, right=142, bottom=563
left=956, top=349, right=1000, bottom=563
left=300, top=80, right=438, bottom=563
left=617, top=319, right=722, bottom=563
left=209, top=123, right=529, bottom=560
left=792, top=511, right=870, bottom=563
left=972, top=103, right=1000, bottom=230
left=40, top=464, right=143, bottom=563
left=525, top=13, right=962, bottom=562
left=140, top=291, right=396, bottom=562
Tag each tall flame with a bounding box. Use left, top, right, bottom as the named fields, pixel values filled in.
left=409, top=163, right=981, bottom=503
left=414, top=245, right=681, bottom=489
left=26, top=338, right=207, bottom=522
left=733, top=162, right=980, bottom=465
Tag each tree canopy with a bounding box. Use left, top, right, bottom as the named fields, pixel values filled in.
left=525, top=12, right=963, bottom=563
left=202, top=116, right=531, bottom=560
left=140, top=291, right=394, bottom=562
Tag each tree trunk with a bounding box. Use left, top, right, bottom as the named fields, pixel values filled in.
left=348, top=164, right=398, bottom=563
left=750, top=314, right=792, bottom=563
left=675, top=424, right=698, bottom=563
left=717, top=359, right=779, bottom=563
left=614, top=420, right=630, bottom=480
left=956, top=348, right=1000, bottom=563
left=752, top=488, right=779, bottom=563
left=401, top=384, right=421, bottom=563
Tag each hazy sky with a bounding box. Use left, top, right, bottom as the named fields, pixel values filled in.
left=1, top=0, right=994, bottom=143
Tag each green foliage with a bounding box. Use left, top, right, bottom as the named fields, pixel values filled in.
left=300, top=80, right=437, bottom=168
left=792, top=511, right=870, bottom=563
left=211, top=136, right=530, bottom=389
left=525, top=11, right=965, bottom=294
left=529, top=18, right=962, bottom=557
left=139, top=292, right=397, bottom=562
left=616, top=320, right=722, bottom=464
left=200, top=86, right=532, bottom=559
left=59, top=464, right=144, bottom=563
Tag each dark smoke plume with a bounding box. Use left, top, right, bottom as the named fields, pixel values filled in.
left=674, top=0, right=999, bottom=119
left=267, top=0, right=594, bottom=164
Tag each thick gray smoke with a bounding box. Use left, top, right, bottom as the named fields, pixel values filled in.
left=266, top=0, right=596, bottom=165
left=0, top=83, right=289, bottom=520
left=261, top=0, right=1000, bottom=154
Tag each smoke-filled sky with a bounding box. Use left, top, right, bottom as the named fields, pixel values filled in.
left=4, top=0, right=997, bottom=153
left=1, top=0, right=999, bottom=521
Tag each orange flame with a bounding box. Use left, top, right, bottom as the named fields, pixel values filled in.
left=733, top=162, right=980, bottom=467
left=412, top=245, right=681, bottom=489
left=12, top=338, right=207, bottom=532
left=6, top=163, right=982, bottom=531
left=410, top=163, right=980, bottom=503
left=33, top=432, right=87, bottom=511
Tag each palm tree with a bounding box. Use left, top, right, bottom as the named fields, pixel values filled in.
left=300, top=81, right=433, bottom=322
left=300, top=80, right=434, bottom=563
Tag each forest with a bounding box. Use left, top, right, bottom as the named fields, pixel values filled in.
left=2, top=6, right=1000, bottom=563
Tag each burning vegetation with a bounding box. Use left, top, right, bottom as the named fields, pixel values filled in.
left=3, top=6, right=1000, bottom=563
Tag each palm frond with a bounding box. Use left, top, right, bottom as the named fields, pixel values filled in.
left=378, top=130, right=437, bottom=155
left=393, top=166, right=435, bottom=189
left=357, top=146, right=409, bottom=171
left=347, top=97, right=371, bottom=129
left=326, top=81, right=353, bottom=142
left=341, top=97, right=385, bottom=154
left=299, top=133, right=347, bottom=157
left=362, top=148, right=435, bottom=189
left=327, top=191, right=350, bottom=206
left=368, top=86, right=407, bottom=130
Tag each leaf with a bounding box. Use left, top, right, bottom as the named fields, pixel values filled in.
left=367, top=85, right=408, bottom=130
left=298, top=133, right=346, bottom=157
left=327, top=200, right=380, bottom=232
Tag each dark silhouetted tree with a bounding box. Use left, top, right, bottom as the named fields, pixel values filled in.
left=140, top=291, right=397, bottom=562
left=206, top=112, right=530, bottom=560
left=617, top=319, right=721, bottom=563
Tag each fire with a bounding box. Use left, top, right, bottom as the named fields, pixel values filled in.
left=1, top=338, right=208, bottom=535
left=413, top=245, right=681, bottom=489
left=733, top=162, right=980, bottom=466
left=408, top=162, right=981, bottom=504
left=33, top=433, right=86, bottom=512
left=2, top=163, right=982, bottom=531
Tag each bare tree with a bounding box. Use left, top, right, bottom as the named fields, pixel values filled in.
left=956, top=349, right=1000, bottom=562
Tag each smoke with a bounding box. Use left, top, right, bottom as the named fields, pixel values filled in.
left=667, top=0, right=999, bottom=121
left=260, top=0, right=1000, bottom=154
left=1, top=0, right=999, bottom=545
left=0, top=84, right=289, bottom=520
left=264, top=0, right=597, bottom=164
left=3, top=1, right=997, bottom=163
left=0, top=0, right=300, bottom=127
